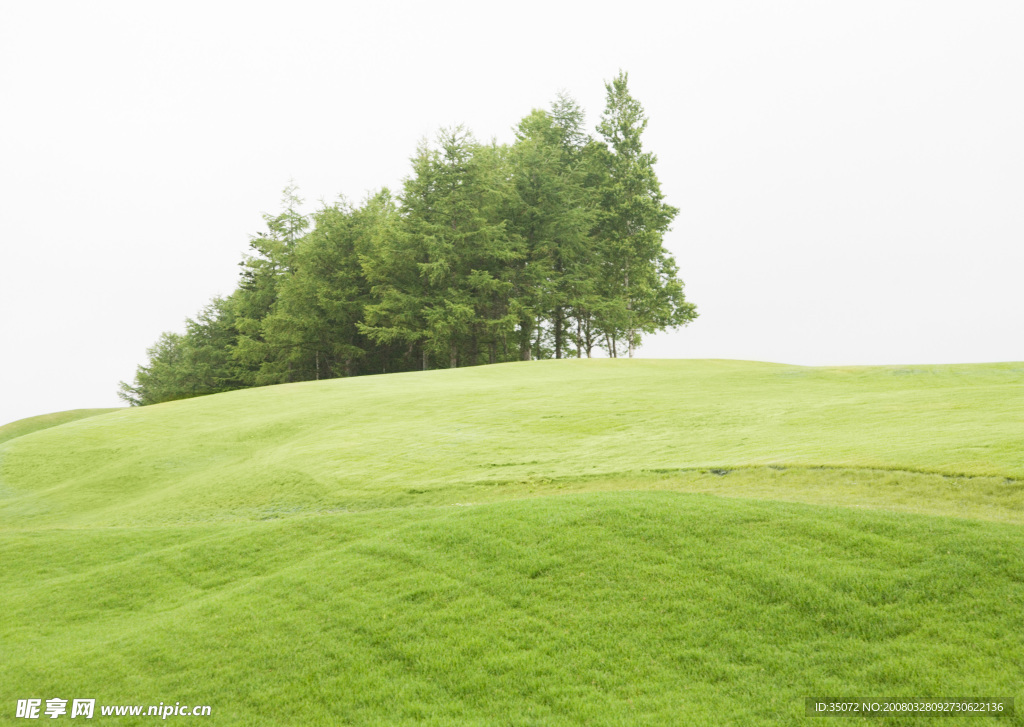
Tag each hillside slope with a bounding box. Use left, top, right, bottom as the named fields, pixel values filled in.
left=2, top=360, right=1023, bottom=725
left=1, top=359, right=1021, bottom=528
left=0, top=408, right=120, bottom=445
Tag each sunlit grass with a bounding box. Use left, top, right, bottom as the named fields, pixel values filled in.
left=1, top=360, right=1021, bottom=528
left=0, top=408, right=119, bottom=445
left=1, top=360, right=1022, bottom=725
left=2, top=494, right=1022, bottom=725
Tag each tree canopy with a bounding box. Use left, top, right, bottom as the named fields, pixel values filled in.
left=120, top=73, right=698, bottom=406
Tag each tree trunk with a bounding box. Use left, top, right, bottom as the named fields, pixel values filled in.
left=553, top=306, right=563, bottom=359
left=520, top=320, right=533, bottom=361
left=625, top=270, right=634, bottom=358
left=582, top=316, right=594, bottom=358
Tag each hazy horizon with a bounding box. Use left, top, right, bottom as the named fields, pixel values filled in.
left=3, top=1, right=1021, bottom=424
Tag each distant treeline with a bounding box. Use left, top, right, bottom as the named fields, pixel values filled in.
left=119, top=73, right=698, bottom=406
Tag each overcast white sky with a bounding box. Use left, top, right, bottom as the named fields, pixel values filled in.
left=2, top=1, right=1022, bottom=425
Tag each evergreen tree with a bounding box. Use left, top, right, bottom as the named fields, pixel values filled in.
left=257, top=199, right=369, bottom=381
left=508, top=101, right=595, bottom=359
left=231, top=185, right=310, bottom=384
left=120, top=75, right=698, bottom=403
left=362, top=129, right=517, bottom=368
left=593, top=71, right=696, bottom=356
left=117, top=297, right=245, bottom=405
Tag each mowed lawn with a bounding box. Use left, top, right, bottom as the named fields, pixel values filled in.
left=1, top=359, right=1022, bottom=725
left=0, top=408, right=119, bottom=446
left=2, top=359, right=1022, bottom=528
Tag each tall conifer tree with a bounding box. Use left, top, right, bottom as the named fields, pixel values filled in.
left=231, top=185, right=310, bottom=383
left=363, top=128, right=517, bottom=368
left=121, top=76, right=697, bottom=404
left=594, top=72, right=696, bottom=356
left=509, top=97, right=594, bottom=359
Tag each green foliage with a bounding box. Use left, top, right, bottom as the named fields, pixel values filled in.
left=231, top=185, right=310, bottom=386
left=121, top=75, right=698, bottom=404
left=363, top=128, right=519, bottom=369
left=258, top=200, right=373, bottom=380
left=508, top=102, right=596, bottom=359
left=118, top=297, right=246, bottom=406
left=593, top=71, right=697, bottom=356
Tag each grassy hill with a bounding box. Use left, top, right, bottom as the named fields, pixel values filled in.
left=0, top=408, right=120, bottom=445
left=1, top=360, right=1022, bottom=724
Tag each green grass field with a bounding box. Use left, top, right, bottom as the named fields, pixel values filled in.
left=2, top=360, right=1022, bottom=725
left=0, top=408, right=119, bottom=446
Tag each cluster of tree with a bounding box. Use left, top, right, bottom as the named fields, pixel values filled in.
left=119, top=73, right=697, bottom=406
